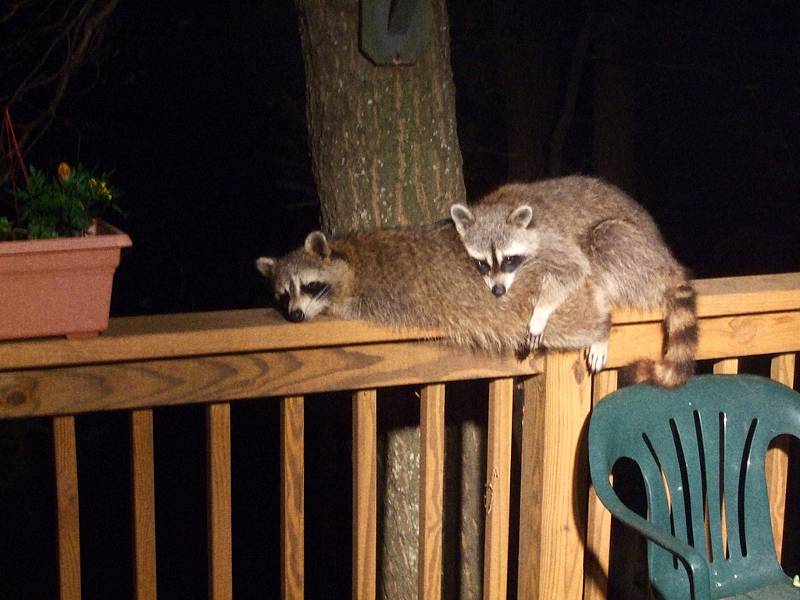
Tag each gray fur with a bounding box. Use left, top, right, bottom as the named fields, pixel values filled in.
left=257, top=221, right=607, bottom=356
left=452, top=175, right=698, bottom=385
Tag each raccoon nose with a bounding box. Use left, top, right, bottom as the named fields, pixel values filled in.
left=492, top=284, right=506, bottom=297
left=287, top=309, right=305, bottom=322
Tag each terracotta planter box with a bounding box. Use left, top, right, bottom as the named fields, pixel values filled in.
left=0, top=219, right=131, bottom=340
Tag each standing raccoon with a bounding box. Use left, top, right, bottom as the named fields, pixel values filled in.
left=256, top=221, right=610, bottom=357
left=450, top=175, right=698, bottom=387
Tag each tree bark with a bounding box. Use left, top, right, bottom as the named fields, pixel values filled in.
left=295, top=0, right=465, bottom=236
left=294, top=1, right=469, bottom=598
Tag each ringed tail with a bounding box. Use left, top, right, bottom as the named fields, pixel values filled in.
left=631, top=280, right=698, bottom=388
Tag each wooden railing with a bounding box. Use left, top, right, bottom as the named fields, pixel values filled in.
left=1, top=272, right=799, bottom=599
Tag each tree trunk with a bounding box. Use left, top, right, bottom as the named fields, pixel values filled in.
left=294, top=1, right=473, bottom=598
left=295, top=0, right=465, bottom=236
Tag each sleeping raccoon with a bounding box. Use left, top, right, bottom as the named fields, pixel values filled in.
left=450, top=176, right=698, bottom=387
left=256, top=221, right=610, bottom=359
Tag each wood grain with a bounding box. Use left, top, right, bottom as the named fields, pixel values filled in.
left=516, top=375, right=545, bottom=600
left=0, top=341, right=540, bottom=419
left=0, top=309, right=445, bottom=371
left=0, top=272, right=798, bottom=600
left=281, top=396, right=305, bottom=600
left=711, top=359, right=738, bottom=557
left=584, top=370, right=619, bottom=600
left=207, top=403, right=232, bottom=600
left=612, top=272, right=800, bottom=324
left=353, top=390, right=377, bottom=600
left=767, top=353, right=795, bottom=561
left=607, top=310, right=800, bottom=368
left=538, top=351, right=592, bottom=600
left=419, top=384, right=445, bottom=600
left=53, top=415, right=81, bottom=600
left=483, top=378, right=514, bottom=600
left=131, top=409, right=157, bottom=600
left=2, top=273, right=798, bottom=372
left=712, top=358, right=740, bottom=374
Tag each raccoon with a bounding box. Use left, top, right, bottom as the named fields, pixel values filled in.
left=256, top=221, right=610, bottom=359
left=450, top=176, right=698, bottom=387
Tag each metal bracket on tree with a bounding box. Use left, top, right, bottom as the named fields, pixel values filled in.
left=360, top=0, right=431, bottom=65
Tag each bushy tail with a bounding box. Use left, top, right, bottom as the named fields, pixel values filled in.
left=630, top=279, right=698, bottom=388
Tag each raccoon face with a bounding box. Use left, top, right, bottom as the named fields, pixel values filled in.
left=255, top=232, right=336, bottom=322
left=450, top=203, right=534, bottom=296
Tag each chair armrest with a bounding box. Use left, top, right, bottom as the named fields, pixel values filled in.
left=593, top=478, right=711, bottom=600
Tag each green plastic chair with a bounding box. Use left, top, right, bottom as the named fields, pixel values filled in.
left=588, top=375, right=800, bottom=600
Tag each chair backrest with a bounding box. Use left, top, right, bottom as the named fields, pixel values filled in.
left=589, top=375, right=800, bottom=599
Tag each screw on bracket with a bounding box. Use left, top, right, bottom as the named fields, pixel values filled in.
left=360, top=0, right=431, bottom=65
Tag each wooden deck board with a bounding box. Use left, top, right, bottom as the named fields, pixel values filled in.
left=0, top=341, right=540, bottom=419
left=2, top=273, right=799, bottom=372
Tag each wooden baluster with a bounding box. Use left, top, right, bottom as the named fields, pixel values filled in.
left=352, top=390, right=377, bottom=600
left=281, top=396, right=305, bottom=599
left=584, top=370, right=619, bottom=600
left=767, top=353, right=795, bottom=561
left=712, top=359, right=738, bottom=559
left=483, top=377, right=514, bottom=600
left=419, top=384, right=445, bottom=600
left=517, top=375, right=543, bottom=600
left=538, top=351, right=592, bottom=600
left=131, top=409, right=157, bottom=600
left=53, top=415, right=81, bottom=600
left=207, top=403, right=233, bottom=600
left=713, top=358, right=739, bottom=374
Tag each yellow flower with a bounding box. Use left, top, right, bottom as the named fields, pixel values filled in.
left=57, top=162, right=72, bottom=181
left=89, top=177, right=113, bottom=200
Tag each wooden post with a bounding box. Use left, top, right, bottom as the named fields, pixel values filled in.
left=767, top=353, right=795, bottom=561
left=53, top=415, right=81, bottom=600
left=713, top=358, right=739, bottom=375
left=281, top=396, right=305, bottom=599
left=207, top=403, right=233, bottom=600
left=131, top=409, right=157, bottom=600
left=483, top=377, right=514, bottom=600
left=353, top=390, right=377, bottom=600
left=419, top=384, right=445, bottom=600
left=538, top=351, right=592, bottom=600
left=584, top=370, right=619, bottom=600
left=517, top=375, right=544, bottom=600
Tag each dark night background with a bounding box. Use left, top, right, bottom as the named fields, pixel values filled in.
left=1, top=1, right=800, bottom=598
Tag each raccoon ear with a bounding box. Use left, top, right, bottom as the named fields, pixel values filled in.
left=507, top=205, right=533, bottom=229
left=304, top=231, right=332, bottom=259
left=450, top=204, right=475, bottom=236
left=255, top=257, right=277, bottom=279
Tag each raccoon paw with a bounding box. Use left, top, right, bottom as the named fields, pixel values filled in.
left=585, top=341, right=609, bottom=373
left=514, top=344, right=532, bottom=360
left=527, top=330, right=544, bottom=352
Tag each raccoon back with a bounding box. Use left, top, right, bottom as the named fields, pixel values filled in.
left=330, top=223, right=606, bottom=353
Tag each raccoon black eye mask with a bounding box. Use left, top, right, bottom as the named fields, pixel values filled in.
left=450, top=175, right=698, bottom=388
left=301, top=281, right=329, bottom=297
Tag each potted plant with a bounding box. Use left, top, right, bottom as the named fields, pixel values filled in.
left=0, top=161, right=131, bottom=340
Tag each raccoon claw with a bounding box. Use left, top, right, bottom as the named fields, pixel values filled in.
left=585, top=341, right=609, bottom=373
left=515, top=344, right=531, bottom=360
left=527, top=330, right=544, bottom=352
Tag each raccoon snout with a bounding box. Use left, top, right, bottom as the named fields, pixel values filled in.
left=287, top=309, right=305, bottom=322
left=491, top=284, right=506, bottom=297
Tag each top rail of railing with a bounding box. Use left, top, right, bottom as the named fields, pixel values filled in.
left=1, top=272, right=799, bottom=373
